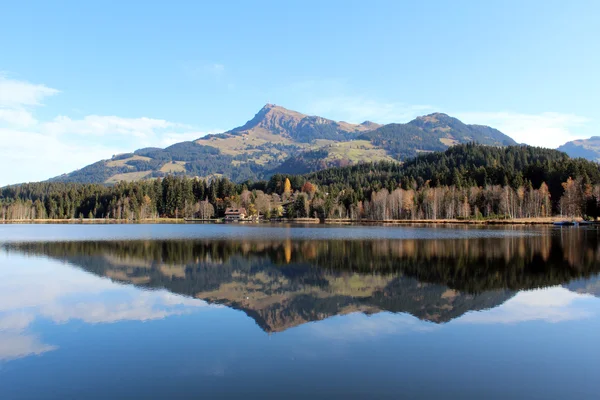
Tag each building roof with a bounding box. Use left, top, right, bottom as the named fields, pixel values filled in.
left=225, top=208, right=247, bottom=215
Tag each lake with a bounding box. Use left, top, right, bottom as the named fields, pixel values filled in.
left=0, top=224, right=599, bottom=399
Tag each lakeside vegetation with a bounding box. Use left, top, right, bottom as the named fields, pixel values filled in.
left=2, top=144, right=600, bottom=222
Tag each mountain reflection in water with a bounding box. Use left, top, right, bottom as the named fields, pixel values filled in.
left=4, top=228, right=600, bottom=333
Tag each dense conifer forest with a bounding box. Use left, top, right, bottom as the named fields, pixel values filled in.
left=2, top=144, right=600, bottom=221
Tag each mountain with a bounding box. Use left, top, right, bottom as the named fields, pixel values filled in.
left=358, top=113, right=516, bottom=160
left=2, top=239, right=518, bottom=332
left=565, top=275, right=600, bottom=297
left=50, top=104, right=517, bottom=184
left=557, top=137, right=600, bottom=161
left=218, top=103, right=378, bottom=141
left=5, top=233, right=599, bottom=333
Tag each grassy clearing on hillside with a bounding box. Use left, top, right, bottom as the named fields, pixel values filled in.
left=160, top=161, right=186, bottom=173
left=106, top=155, right=151, bottom=167
left=313, top=140, right=395, bottom=163
left=439, top=137, right=459, bottom=146
left=195, top=127, right=300, bottom=156
left=194, top=129, right=395, bottom=169
left=105, top=170, right=153, bottom=184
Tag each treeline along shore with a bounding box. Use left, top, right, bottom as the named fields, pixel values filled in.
left=3, top=144, right=600, bottom=223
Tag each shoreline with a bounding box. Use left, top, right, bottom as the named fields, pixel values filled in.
left=0, top=217, right=585, bottom=225
left=323, top=217, right=574, bottom=225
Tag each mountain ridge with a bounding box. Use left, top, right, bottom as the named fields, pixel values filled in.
left=49, top=104, right=517, bottom=184
left=558, top=136, right=600, bottom=161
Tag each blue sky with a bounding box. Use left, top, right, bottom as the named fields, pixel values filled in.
left=0, top=0, right=598, bottom=185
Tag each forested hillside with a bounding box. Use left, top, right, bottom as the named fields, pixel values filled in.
left=305, top=143, right=600, bottom=201
left=358, top=113, right=515, bottom=159
left=3, top=144, right=600, bottom=221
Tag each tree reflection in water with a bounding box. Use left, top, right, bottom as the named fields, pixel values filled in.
left=4, top=227, right=600, bottom=332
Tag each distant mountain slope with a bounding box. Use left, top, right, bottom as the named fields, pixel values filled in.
left=565, top=275, right=600, bottom=297
left=359, top=113, right=516, bottom=160
left=49, top=104, right=517, bottom=184
left=557, top=137, right=600, bottom=161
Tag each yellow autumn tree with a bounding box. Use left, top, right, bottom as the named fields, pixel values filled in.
left=560, top=177, right=582, bottom=217
left=539, top=182, right=551, bottom=217
left=247, top=203, right=257, bottom=216
left=283, top=178, right=292, bottom=197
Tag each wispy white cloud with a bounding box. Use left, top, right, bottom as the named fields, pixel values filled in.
left=0, top=255, right=215, bottom=361
left=309, top=286, right=598, bottom=343
left=0, top=312, right=57, bottom=361
left=42, top=115, right=180, bottom=138
left=458, top=287, right=596, bottom=325
left=0, top=121, right=221, bottom=185
left=0, top=75, right=50, bottom=128
left=0, top=127, right=128, bottom=185
left=0, top=74, right=59, bottom=108
left=455, top=111, right=592, bottom=148
left=0, top=108, right=37, bottom=127
left=0, top=332, right=58, bottom=361
left=270, top=78, right=433, bottom=124
left=309, top=311, right=437, bottom=341
left=0, top=312, right=35, bottom=331
left=306, top=96, right=434, bottom=124
left=0, top=254, right=212, bottom=315
left=0, top=75, right=219, bottom=185
left=306, top=92, right=593, bottom=148
left=39, top=291, right=208, bottom=325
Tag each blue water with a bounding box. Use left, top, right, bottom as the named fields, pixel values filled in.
left=0, top=224, right=598, bottom=399
left=0, top=222, right=541, bottom=242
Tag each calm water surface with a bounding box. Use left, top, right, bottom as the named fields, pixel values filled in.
left=0, top=224, right=599, bottom=399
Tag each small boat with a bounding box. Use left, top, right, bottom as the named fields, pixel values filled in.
left=553, top=220, right=577, bottom=226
